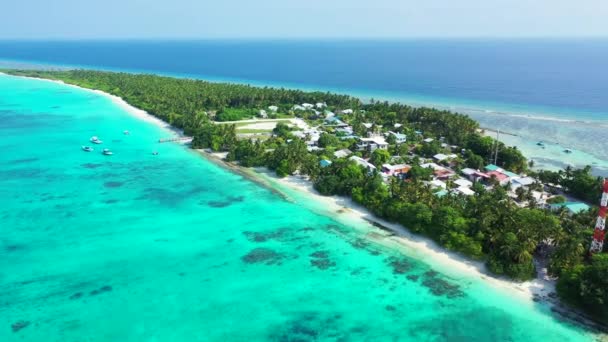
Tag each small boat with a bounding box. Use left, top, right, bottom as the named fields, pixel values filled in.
left=82, top=146, right=94, bottom=152
left=536, top=142, right=545, bottom=147
left=563, top=148, right=573, bottom=154
left=123, top=130, right=130, bottom=135
left=152, top=151, right=159, bottom=155
left=102, top=148, right=113, bottom=156
left=90, top=136, right=103, bottom=144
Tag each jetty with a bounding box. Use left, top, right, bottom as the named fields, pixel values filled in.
left=158, top=136, right=192, bottom=144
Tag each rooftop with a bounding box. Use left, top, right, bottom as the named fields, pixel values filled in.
left=552, top=202, right=590, bottom=214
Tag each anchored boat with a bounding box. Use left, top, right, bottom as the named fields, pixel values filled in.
left=90, top=136, right=103, bottom=144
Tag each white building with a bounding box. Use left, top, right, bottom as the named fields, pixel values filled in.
left=387, top=131, right=407, bottom=144
left=350, top=156, right=377, bottom=173
left=341, top=109, right=354, bottom=114
left=268, top=105, right=279, bottom=112
left=334, top=149, right=353, bottom=158
left=456, top=187, right=475, bottom=196
left=430, top=179, right=447, bottom=189
left=357, top=134, right=388, bottom=152
left=454, top=178, right=473, bottom=188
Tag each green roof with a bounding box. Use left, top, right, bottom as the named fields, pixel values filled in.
left=435, top=189, right=449, bottom=197
left=485, top=164, right=499, bottom=171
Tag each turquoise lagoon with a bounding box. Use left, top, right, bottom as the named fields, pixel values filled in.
left=0, top=74, right=595, bottom=341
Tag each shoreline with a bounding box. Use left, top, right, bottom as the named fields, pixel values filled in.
left=3, top=72, right=606, bottom=335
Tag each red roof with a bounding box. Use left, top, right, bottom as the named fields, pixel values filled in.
left=486, top=171, right=508, bottom=181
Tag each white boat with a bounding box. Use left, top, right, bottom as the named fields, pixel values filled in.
left=564, top=148, right=573, bottom=154
left=90, top=136, right=103, bottom=144
left=123, top=130, right=130, bottom=135
left=102, top=148, right=113, bottom=156
left=82, top=146, right=94, bottom=152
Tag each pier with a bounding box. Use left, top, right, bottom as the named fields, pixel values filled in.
left=158, top=136, right=193, bottom=143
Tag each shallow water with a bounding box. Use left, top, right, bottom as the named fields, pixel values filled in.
left=0, top=74, right=595, bottom=341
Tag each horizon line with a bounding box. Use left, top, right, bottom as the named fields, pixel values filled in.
left=1, top=36, right=608, bottom=42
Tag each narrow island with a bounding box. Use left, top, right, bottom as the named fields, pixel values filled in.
left=4, top=69, right=608, bottom=330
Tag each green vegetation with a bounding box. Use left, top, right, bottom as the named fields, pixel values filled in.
left=7, top=69, right=607, bottom=323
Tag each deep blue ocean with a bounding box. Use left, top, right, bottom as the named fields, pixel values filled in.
left=1, top=39, right=608, bottom=172
left=1, top=39, right=607, bottom=116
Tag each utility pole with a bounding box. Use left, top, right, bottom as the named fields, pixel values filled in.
left=493, top=129, right=500, bottom=165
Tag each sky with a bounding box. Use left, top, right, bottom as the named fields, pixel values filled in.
left=2, top=0, right=608, bottom=39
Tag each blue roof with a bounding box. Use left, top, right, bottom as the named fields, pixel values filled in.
left=551, top=202, right=590, bottom=214
left=485, top=164, right=500, bottom=171
left=320, top=159, right=333, bottom=167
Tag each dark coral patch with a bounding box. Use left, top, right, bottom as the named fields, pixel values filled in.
left=243, top=229, right=290, bottom=243
left=310, top=259, right=336, bottom=270
left=386, top=257, right=412, bottom=275
left=241, top=248, right=284, bottom=265
left=349, top=238, right=371, bottom=250
left=309, top=250, right=336, bottom=270
left=10, top=157, right=38, bottom=164
left=103, top=199, right=119, bottom=204
left=82, top=163, right=104, bottom=169
left=103, top=181, right=123, bottom=188
left=421, top=271, right=464, bottom=298
left=11, top=321, right=30, bottom=332
left=270, top=312, right=344, bottom=341
left=5, top=244, right=25, bottom=252
left=69, top=292, right=83, bottom=300
left=385, top=305, right=397, bottom=312
left=406, top=275, right=420, bottom=282
left=310, top=250, right=329, bottom=259
left=89, top=285, right=112, bottom=296
left=207, top=200, right=231, bottom=208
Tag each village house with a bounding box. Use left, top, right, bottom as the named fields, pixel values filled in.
left=456, top=186, right=476, bottom=196
left=381, top=163, right=411, bottom=176
left=349, top=156, right=377, bottom=173
left=357, top=133, right=388, bottom=152
left=268, top=105, right=278, bottom=112
left=421, top=162, right=456, bottom=180
left=454, top=178, right=473, bottom=189
left=461, top=168, right=489, bottom=183
left=430, top=179, right=447, bottom=189
left=334, top=149, right=352, bottom=159
left=319, top=159, right=332, bottom=168
left=387, top=131, right=407, bottom=144
left=510, top=176, right=536, bottom=190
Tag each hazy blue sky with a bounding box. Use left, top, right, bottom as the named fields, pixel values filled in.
left=2, top=0, right=608, bottom=39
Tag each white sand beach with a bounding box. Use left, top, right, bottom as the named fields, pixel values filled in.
left=254, top=170, right=557, bottom=304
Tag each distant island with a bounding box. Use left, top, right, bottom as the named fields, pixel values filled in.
left=5, top=68, right=607, bottom=326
